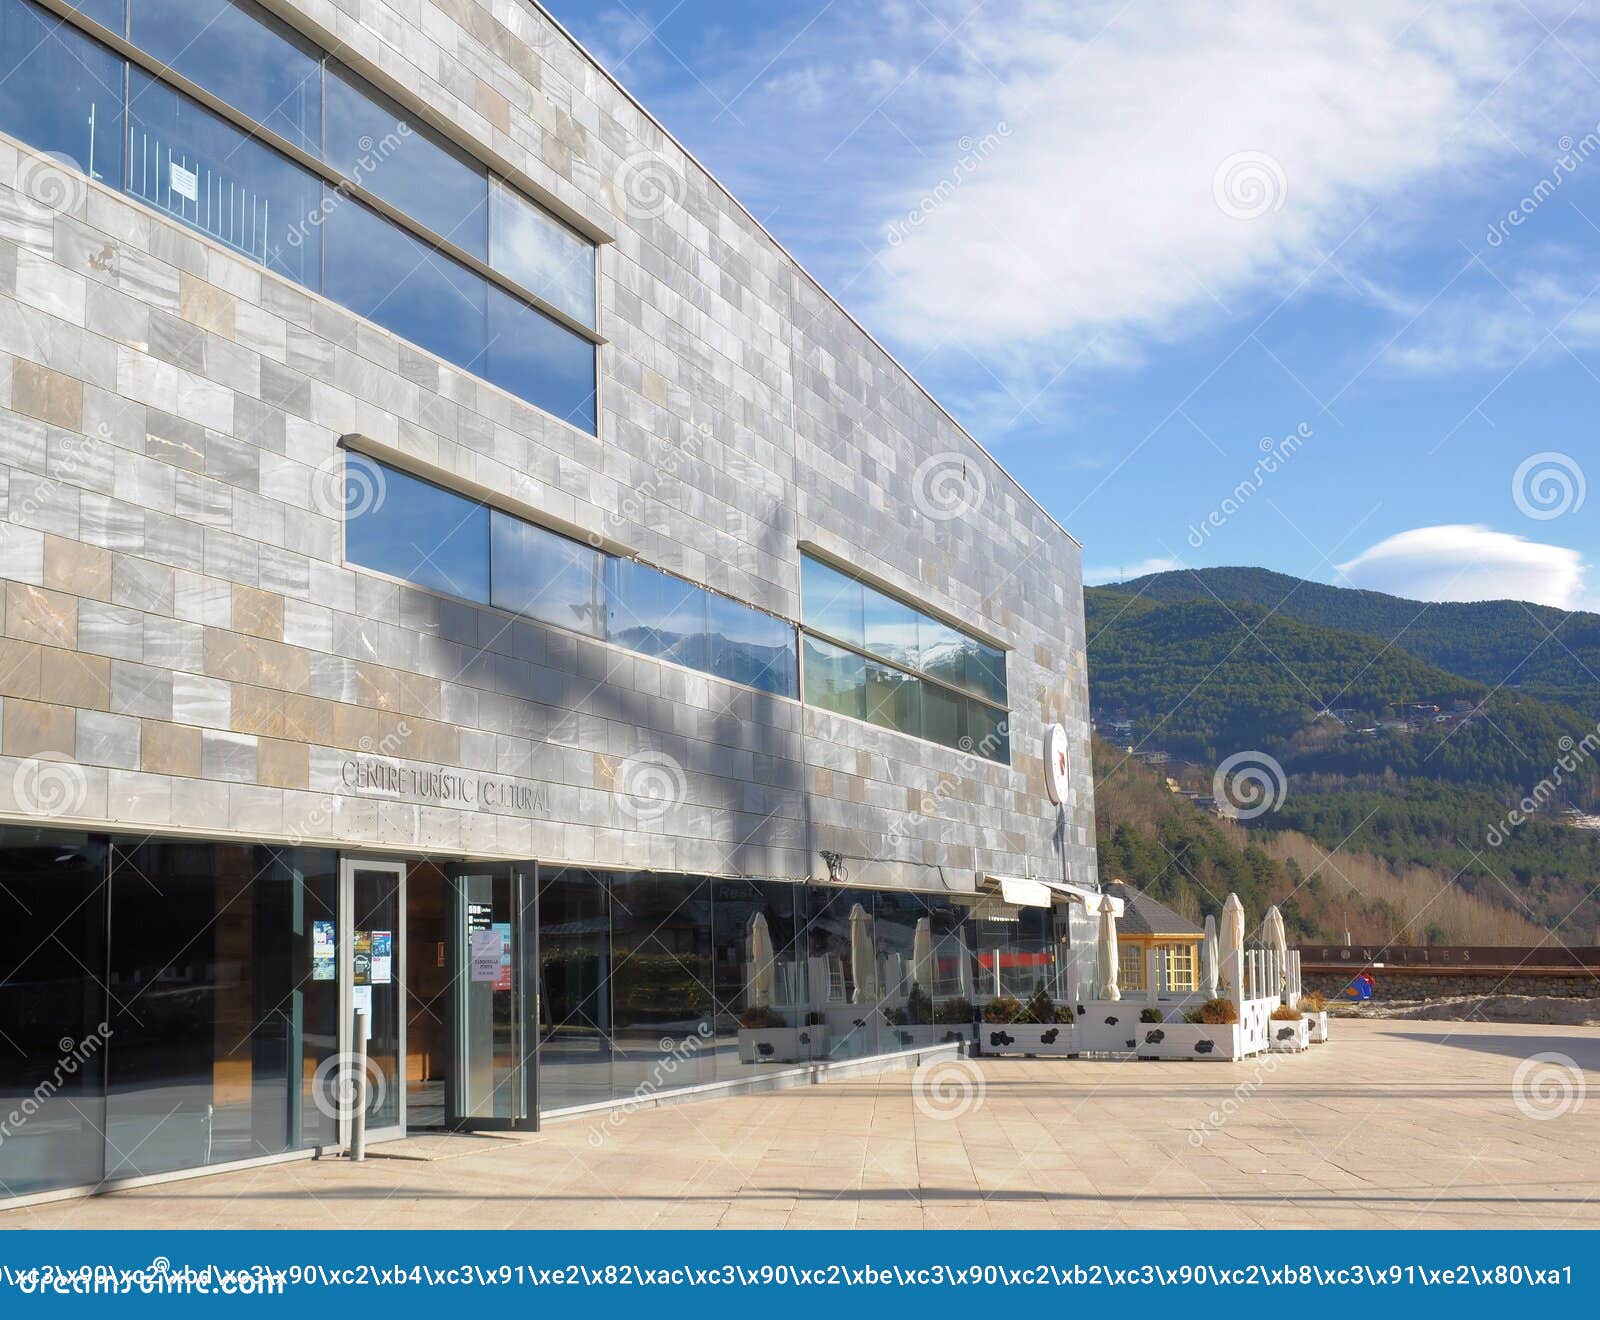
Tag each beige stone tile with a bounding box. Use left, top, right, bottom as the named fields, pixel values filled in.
left=12, top=360, right=82, bottom=430
left=231, top=584, right=284, bottom=642
left=6, top=582, right=77, bottom=648
left=179, top=272, right=236, bottom=338
left=230, top=683, right=286, bottom=737
left=39, top=648, right=111, bottom=710
left=140, top=718, right=202, bottom=777
left=3, top=697, right=75, bottom=757
left=44, top=535, right=112, bottom=601
left=257, top=737, right=309, bottom=790
left=0, top=637, right=43, bottom=700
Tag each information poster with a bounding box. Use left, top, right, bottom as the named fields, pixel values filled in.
left=371, top=931, right=392, bottom=985
left=470, top=928, right=502, bottom=982
left=353, top=931, right=372, bottom=986
left=492, top=921, right=513, bottom=992
left=312, top=920, right=335, bottom=981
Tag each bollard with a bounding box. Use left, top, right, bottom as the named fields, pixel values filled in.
left=352, top=1008, right=368, bottom=1162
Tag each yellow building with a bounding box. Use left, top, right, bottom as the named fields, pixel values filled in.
left=1106, top=882, right=1205, bottom=993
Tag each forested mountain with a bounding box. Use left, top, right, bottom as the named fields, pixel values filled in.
left=1106, top=566, right=1600, bottom=712
left=1086, top=569, right=1600, bottom=940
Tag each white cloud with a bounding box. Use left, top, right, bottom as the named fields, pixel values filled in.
left=1084, top=556, right=1181, bottom=586
left=1335, top=524, right=1587, bottom=608
left=866, top=0, right=1575, bottom=361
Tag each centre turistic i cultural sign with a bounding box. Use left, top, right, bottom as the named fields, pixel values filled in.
left=341, top=755, right=550, bottom=813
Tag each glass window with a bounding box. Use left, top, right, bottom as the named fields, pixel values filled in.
left=130, top=0, right=321, bottom=157
left=486, top=284, right=597, bottom=436
left=536, top=869, right=612, bottom=1113
left=800, top=555, right=863, bottom=647
left=324, top=194, right=488, bottom=376
left=607, top=873, right=713, bottom=1099
left=711, top=879, right=805, bottom=1079
left=804, top=887, right=884, bottom=1060
left=63, top=0, right=124, bottom=29
left=864, top=659, right=920, bottom=736
left=1165, top=944, right=1197, bottom=992
left=606, top=558, right=707, bottom=670
left=970, top=640, right=1007, bottom=705
left=491, top=180, right=595, bottom=327
left=920, top=679, right=966, bottom=751
left=344, top=456, right=490, bottom=603
left=704, top=590, right=796, bottom=697
left=0, top=829, right=108, bottom=1197
left=126, top=69, right=320, bottom=287
left=917, top=613, right=970, bottom=692
left=966, top=700, right=1010, bottom=763
left=104, top=841, right=339, bottom=1178
left=0, top=0, right=124, bottom=191
left=1119, top=944, right=1145, bottom=992
left=862, top=584, right=919, bottom=669
left=802, top=636, right=865, bottom=719
left=326, top=62, right=487, bottom=258
left=489, top=509, right=601, bottom=637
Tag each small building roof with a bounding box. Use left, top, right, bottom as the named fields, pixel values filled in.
left=1104, top=882, right=1205, bottom=938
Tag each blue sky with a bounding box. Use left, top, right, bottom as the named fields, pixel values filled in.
left=546, top=0, right=1600, bottom=610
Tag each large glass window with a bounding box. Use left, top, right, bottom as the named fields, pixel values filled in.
left=63, top=0, right=124, bottom=29
left=0, top=0, right=124, bottom=190
left=0, top=830, right=109, bottom=1198
left=130, top=0, right=321, bottom=157
left=711, top=879, right=806, bottom=1080
left=799, top=552, right=1009, bottom=762
left=486, top=283, right=597, bottom=436
left=326, top=63, right=487, bottom=258
left=491, top=181, right=596, bottom=328
left=536, top=868, right=612, bottom=1112
left=606, top=558, right=706, bottom=670
left=705, top=590, right=797, bottom=697
left=343, top=456, right=491, bottom=603
left=489, top=509, right=601, bottom=637
left=104, top=841, right=338, bottom=1179
left=126, top=69, right=321, bottom=287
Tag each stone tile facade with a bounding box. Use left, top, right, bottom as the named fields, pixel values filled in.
left=0, top=0, right=1096, bottom=894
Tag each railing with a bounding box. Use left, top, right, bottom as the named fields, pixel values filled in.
left=129, top=129, right=271, bottom=265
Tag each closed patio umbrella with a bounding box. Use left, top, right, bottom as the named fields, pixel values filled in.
left=849, top=903, right=877, bottom=1003
left=1221, top=893, right=1245, bottom=1002
left=911, top=917, right=934, bottom=991
left=1263, top=905, right=1289, bottom=1000
left=1202, top=914, right=1219, bottom=998
left=747, top=912, right=775, bottom=1009
left=1097, top=898, right=1121, bottom=1001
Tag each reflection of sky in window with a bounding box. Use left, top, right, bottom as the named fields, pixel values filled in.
left=491, top=182, right=595, bottom=326
left=345, top=460, right=489, bottom=602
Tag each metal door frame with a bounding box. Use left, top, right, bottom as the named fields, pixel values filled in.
left=337, top=856, right=407, bottom=1147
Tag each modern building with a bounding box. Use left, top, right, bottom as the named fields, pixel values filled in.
left=0, top=0, right=1098, bottom=1207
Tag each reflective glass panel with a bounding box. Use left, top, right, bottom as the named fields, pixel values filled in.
left=489, top=509, right=601, bottom=637
left=62, top=0, right=124, bottom=29
left=704, top=590, right=796, bottom=697
left=536, top=869, right=612, bottom=1113
left=864, top=659, right=920, bottom=736
left=326, top=62, right=487, bottom=257
left=862, top=584, right=919, bottom=669
left=324, top=194, right=488, bottom=376
left=486, top=283, right=596, bottom=435
left=343, top=456, right=490, bottom=603
left=967, top=700, right=1010, bottom=764
left=800, top=555, right=863, bottom=647
left=801, top=636, right=865, bottom=719
left=970, top=640, right=1007, bottom=705
left=920, top=679, right=966, bottom=751
left=606, top=558, right=706, bottom=669
left=803, top=887, right=881, bottom=1061
left=490, top=180, right=595, bottom=327
left=0, top=829, right=108, bottom=1196
left=130, top=0, right=321, bottom=157
left=126, top=69, right=319, bottom=287
left=711, top=879, right=806, bottom=1080
left=917, top=612, right=970, bottom=692
left=0, top=1, right=124, bottom=192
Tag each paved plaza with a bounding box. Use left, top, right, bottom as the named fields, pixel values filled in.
left=8, top=1020, right=1598, bottom=1230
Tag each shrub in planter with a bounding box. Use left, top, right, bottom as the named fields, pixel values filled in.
left=882, top=1005, right=909, bottom=1026
left=804, top=1010, right=825, bottom=1026
left=1299, top=991, right=1327, bottom=1013
left=738, top=1005, right=786, bottom=1030
left=1183, top=1008, right=1204, bottom=1024
left=983, top=996, right=1024, bottom=1024
left=1270, top=1004, right=1301, bottom=1021
left=904, top=984, right=933, bottom=1026
left=933, top=997, right=975, bottom=1025
left=1200, top=998, right=1238, bottom=1025
left=1139, top=1007, right=1163, bottom=1023
left=1021, top=985, right=1056, bottom=1024
left=1054, top=1005, right=1075, bottom=1024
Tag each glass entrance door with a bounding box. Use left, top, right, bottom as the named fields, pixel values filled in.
left=338, top=858, right=406, bottom=1145
left=448, top=864, right=537, bottom=1130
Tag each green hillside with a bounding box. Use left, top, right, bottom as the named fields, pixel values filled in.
left=1102, top=566, right=1600, bottom=712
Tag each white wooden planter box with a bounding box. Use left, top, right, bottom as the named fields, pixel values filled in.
left=978, top=1022, right=1078, bottom=1057
left=882, top=1024, right=970, bottom=1051
left=1302, top=1011, right=1329, bottom=1043
left=1133, top=1022, right=1247, bottom=1061
left=1268, top=1017, right=1311, bottom=1052
left=736, top=1026, right=830, bottom=1064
